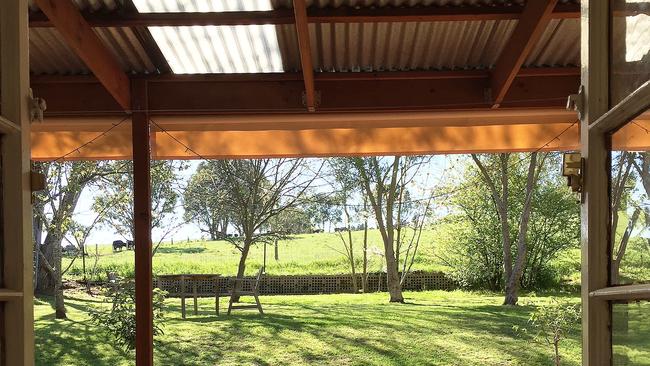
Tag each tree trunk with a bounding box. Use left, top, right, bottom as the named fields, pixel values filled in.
left=384, top=244, right=403, bottom=302
left=232, top=238, right=252, bottom=303
left=612, top=207, right=641, bottom=284
left=54, top=276, right=66, bottom=319
left=36, top=234, right=58, bottom=295
left=347, top=228, right=357, bottom=293
left=274, top=239, right=279, bottom=261
left=504, top=153, right=539, bottom=306
left=362, top=217, right=368, bottom=293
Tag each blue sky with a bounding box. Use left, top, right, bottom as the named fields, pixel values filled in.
left=68, top=155, right=466, bottom=246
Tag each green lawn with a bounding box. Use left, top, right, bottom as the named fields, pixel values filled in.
left=35, top=290, right=588, bottom=366
left=65, top=230, right=446, bottom=281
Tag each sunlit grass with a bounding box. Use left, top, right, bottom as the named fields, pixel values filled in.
left=64, top=230, right=445, bottom=281
left=35, top=290, right=587, bottom=366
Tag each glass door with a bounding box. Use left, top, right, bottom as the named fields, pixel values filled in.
left=582, top=1, right=650, bottom=365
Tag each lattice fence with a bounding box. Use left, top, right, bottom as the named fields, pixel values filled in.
left=155, top=271, right=455, bottom=297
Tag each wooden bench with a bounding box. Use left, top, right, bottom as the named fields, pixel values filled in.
left=227, top=267, right=264, bottom=315
left=156, top=274, right=226, bottom=319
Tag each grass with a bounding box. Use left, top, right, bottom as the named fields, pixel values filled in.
left=35, top=290, right=589, bottom=366
left=64, top=229, right=446, bottom=281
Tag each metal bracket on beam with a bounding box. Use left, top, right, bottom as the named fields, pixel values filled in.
left=566, top=85, right=585, bottom=120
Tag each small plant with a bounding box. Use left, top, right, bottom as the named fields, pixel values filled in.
left=514, top=298, right=581, bottom=366
left=90, top=279, right=167, bottom=351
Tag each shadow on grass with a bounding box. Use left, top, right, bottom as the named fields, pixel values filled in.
left=155, top=246, right=206, bottom=254
left=35, top=294, right=577, bottom=366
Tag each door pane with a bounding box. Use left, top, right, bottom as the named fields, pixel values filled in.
left=613, top=301, right=650, bottom=365
left=610, top=109, right=650, bottom=285
left=611, top=0, right=650, bottom=105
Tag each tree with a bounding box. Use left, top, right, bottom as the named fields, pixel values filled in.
left=215, top=159, right=320, bottom=300
left=350, top=156, right=428, bottom=303
left=33, top=161, right=123, bottom=319
left=304, top=191, right=341, bottom=231
left=268, top=206, right=312, bottom=235
left=184, top=162, right=230, bottom=240
left=471, top=153, right=545, bottom=305
left=329, top=158, right=361, bottom=293
left=94, top=161, right=185, bottom=254
left=436, top=154, right=578, bottom=299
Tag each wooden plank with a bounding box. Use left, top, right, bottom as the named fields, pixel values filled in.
left=0, top=115, right=21, bottom=134
left=490, top=0, right=559, bottom=108
left=33, top=0, right=131, bottom=110
left=123, top=0, right=172, bottom=74
left=29, top=4, right=581, bottom=27
left=590, top=284, right=650, bottom=301
left=131, top=79, right=153, bottom=366
left=0, top=289, right=24, bottom=301
left=590, top=80, right=650, bottom=134
left=293, top=0, right=317, bottom=112
left=1, top=0, right=35, bottom=364
left=580, top=1, right=611, bottom=365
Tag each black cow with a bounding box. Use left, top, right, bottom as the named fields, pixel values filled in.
left=334, top=227, right=348, bottom=232
left=127, top=240, right=135, bottom=250
left=312, top=229, right=324, bottom=233
left=113, top=240, right=127, bottom=251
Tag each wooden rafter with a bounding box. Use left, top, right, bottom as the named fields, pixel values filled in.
left=29, top=4, right=581, bottom=27
left=293, top=0, right=317, bottom=112
left=123, top=0, right=171, bottom=74
left=33, top=0, right=131, bottom=110
left=490, top=0, right=559, bottom=109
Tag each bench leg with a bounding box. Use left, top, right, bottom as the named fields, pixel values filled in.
left=181, top=296, right=186, bottom=320
left=254, top=293, right=264, bottom=315
left=215, top=295, right=219, bottom=316
left=194, top=295, right=198, bottom=315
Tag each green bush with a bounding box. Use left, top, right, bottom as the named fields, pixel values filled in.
left=90, top=279, right=167, bottom=351
left=514, top=298, right=581, bottom=366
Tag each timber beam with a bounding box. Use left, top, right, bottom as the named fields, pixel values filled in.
left=33, top=0, right=131, bottom=110
left=30, top=70, right=580, bottom=116
left=490, top=0, right=559, bottom=108
left=293, top=0, right=317, bottom=112
left=29, top=3, right=581, bottom=27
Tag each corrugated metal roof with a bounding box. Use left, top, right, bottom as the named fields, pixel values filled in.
left=308, top=18, right=578, bottom=72
left=28, top=0, right=120, bottom=13
left=146, top=25, right=285, bottom=73
left=27, top=0, right=580, bottom=75
left=29, top=27, right=156, bottom=75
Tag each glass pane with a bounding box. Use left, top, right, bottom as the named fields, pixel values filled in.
left=613, top=301, right=650, bottom=365
left=610, top=108, right=650, bottom=285
left=611, top=0, right=650, bottom=105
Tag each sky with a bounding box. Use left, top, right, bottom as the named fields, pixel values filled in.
left=68, top=155, right=462, bottom=246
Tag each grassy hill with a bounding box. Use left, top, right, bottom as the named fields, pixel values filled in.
left=64, top=229, right=446, bottom=281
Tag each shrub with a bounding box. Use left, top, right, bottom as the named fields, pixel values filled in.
left=514, top=298, right=581, bottom=366
left=90, top=279, right=167, bottom=351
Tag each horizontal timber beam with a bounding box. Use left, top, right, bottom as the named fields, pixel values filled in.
left=30, top=110, right=580, bottom=160
left=29, top=3, right=580, bottom=27
left=31, top=112, right=650, bottom=161
left=30, top=69, right=580, bottom=116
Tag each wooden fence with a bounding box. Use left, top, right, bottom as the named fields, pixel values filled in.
left=154, top=271, right=455, bottom=297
